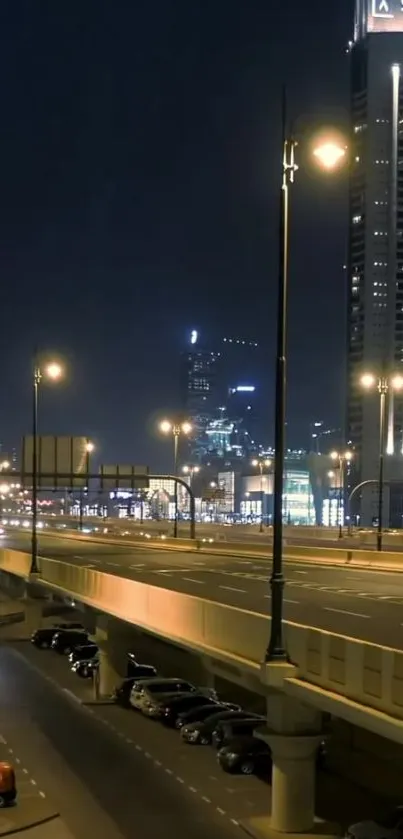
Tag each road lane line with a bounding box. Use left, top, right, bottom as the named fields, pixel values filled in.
left=264, top=595, right=299, bottom=605
left=219, top=585, right=246, bottom=593
left=129, top=563, right=145, bottom=568
left=293, top=570, right=308, bottom=575
left=323, top=606, right=370, bottom=619
left=183, top=577, right=205, bottom=584
left=107, top=562, right=120, bottom=567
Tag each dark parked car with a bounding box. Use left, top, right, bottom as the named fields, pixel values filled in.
left=113, top=666, right=158, bottom=706
left=212, top=717, right=265, bottom=750
left=68, top=643, right=98, bottom=665
left=51, top=629, right=89, bottom=655
left=161, top=694, right=219, bottom=727
left=181, top=709, right=258, bottom=745
left=31, top=627, right=59, bottom=649
left=71, top=657, right=99, bottom=678
left=176, top=703, right=241, bottom=731
left=218, top=736, right=272, bottom=775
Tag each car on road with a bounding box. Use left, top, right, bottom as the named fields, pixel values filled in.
left=217, top=736, right=272, bottom=775
left=51, top=629, right=89, bottom=655
left=346, top=807, right=403, bottom=839
left=113, top=666, right=158, bottom=706
left=71, top=657, right=99, bottom=679
left=212, top=716, right=266, bottom=750
left=175, top=702, right=241, bottom=730
left=68, top=643, right=98, bottom=665
left=129, top=678, right=215, bottom=714
left=181, top=710, right=263, bottom=746
left=31, top=628, right=59, bottom=649
left=160, top=694, right=219, bottom=727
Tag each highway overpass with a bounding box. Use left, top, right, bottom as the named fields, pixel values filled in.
left=2, top=528, right=403, bottom=831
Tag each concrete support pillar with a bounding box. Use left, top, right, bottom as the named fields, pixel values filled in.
left=21, top=600, right=43, bottom=636
left=267, top=734, right=322, bottom=833
left=96, top=647, right=120, bottom=698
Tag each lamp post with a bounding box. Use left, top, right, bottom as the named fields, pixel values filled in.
left=266, top=90, right=347, bottom=662
left=251, top=458, right=272, bottom=532
left=160, top=420, right=192, bottom=538
left=360, top=373, right=403, bottom=551
left=78, top=441, right=95, bottom=530
left=31, top=357, right=63, bottom=574
left=182, top=464, right=200, bottom=487
left=329, top=450, right=353, bottom=538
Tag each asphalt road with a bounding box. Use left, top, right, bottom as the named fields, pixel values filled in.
left=0, top=644, right=243, bottom=839
left=4, top=530, right=403, bottom=648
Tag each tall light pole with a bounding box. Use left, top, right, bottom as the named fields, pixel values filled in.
left=266, top=90, right=347, bottom=662
left=31, top=357, right=63, bottom=574
left=182, top=464, right=200, bottom=487
left=251, top=458, right=272, bottom=533
left=79, top=441, right=95, bottom=530
left=160, top=420, right=192, bottom=537
left=329, top=450, right=353, bottom=538
left=360, top=373, right=403, bottom=551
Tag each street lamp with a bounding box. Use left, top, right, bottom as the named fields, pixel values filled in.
left=78, top=441, right=95, bottom=530
left=266, top=89, right=347, bottom=662
left=31, top=356, right=64, bottom=574
left=360, top=373, right=403, bottom=551
left=329, top=450, right=353, bottom=538
left=251, top=458, right=272, bottom=533
left=182, top=464, right=200, bottom=486
left=159, top=420, right=192, bottom=537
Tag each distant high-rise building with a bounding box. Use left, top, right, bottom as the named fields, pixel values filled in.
left=347, top=1, right=403, bottom=524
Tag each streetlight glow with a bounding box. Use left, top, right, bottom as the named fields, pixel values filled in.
left=160, top=420, right=172, bottom=434
left=85, top=442, right=95, bottom=453
left=313, top=141, right=346, bottom=170
left=44, top=361, right=63, bottom=381
left=181, top=422, right=192, bottom=435
left=391, top=375, right=403, bottom=391
left=361, top=373, right=376, bottom=389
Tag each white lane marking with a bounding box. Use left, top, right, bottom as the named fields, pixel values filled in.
left=165, top=768, right=173, bottom=775
left=129, top=563, right=145, bottom=568
left=39, top=791, right=46, bottom=798
left=219, top=585, right=246, bottom=593
left=202, top=796, right=211, bottom=804
left=84, top=564, right=97, bottom=569
left=183, top=577, right=205, bottom=585
left=264, top=595, right=300, bottom=605
left=323, top=606, right=370, bottom=619
left=30, top=779, right=37, bottom=786
left=73, top=555, right=84, bottom=559
left=189, top=786, right=198, bottom=793
left=217, top=807, right=226, bottom=816
left=107, top=562, right=120, bottom=567
left=293, top=570, right=308, bottom=575
left=22, top=769, right=28, bottom=775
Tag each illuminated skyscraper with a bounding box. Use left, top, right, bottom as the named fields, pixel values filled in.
left=347, top=0, right=403, bottom=524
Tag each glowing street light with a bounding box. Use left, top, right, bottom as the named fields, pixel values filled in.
left=267, top=91, right=348, bottom=663
left=360, top=373, right=403, bottom=551
left=159, top=419, right=193, bottom=538
left=251, top=458, right=272, bottom=532
left=313, top=140, right=346, bottom=170
left=31, top=355, right=65, bottom=574
left=329, top=450, right=353, bottom=537
left=182, top=464, right=200, bottom=487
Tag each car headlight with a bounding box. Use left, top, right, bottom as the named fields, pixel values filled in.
left=223, top=752, right=237, bottom=761
left=186, top=730, right=199, bottom=741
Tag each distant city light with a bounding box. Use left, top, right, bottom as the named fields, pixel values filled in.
left=190, top=330, right=198, bottom=345
left=236, top=386, right=255, bottom=393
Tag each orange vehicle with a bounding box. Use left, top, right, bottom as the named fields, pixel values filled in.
left=0, top=762, right=16, bottom=806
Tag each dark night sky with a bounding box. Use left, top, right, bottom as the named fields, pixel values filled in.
left=0, top=0, right=353, bottom=470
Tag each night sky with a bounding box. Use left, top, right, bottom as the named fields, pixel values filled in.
left=0, top=1, right=353, bottom=471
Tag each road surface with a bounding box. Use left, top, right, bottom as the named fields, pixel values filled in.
left=4, top=530, right=403, bottom=649
left=0, top=644, right=244, bottom=839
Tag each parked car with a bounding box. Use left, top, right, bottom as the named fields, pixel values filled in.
left=31, top=628, right=59, bottom=649
left=218, top=736, right=272, bottom=775
left=181, top=709, right=258, bottom=745
left=160, top=694, right=219, bottom=727
left=113, top=666, right=158, bottom=706
left=176, top=703, right=241, bottom=731
left=71, top=657, right=99, bottom=678
left=68, top=643, right=98, bottom=665
left=51, top=629, right=89, bottom=655
left=346, top=806, right=403, bottom=839
left=212, top=716, right=265, bottom=750
left=130, top=678, right=213, bottom=714
left=53, top=622, right=84, bottom=631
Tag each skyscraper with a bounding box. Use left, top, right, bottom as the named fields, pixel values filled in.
left=347, top=0, right=403, bottom=524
